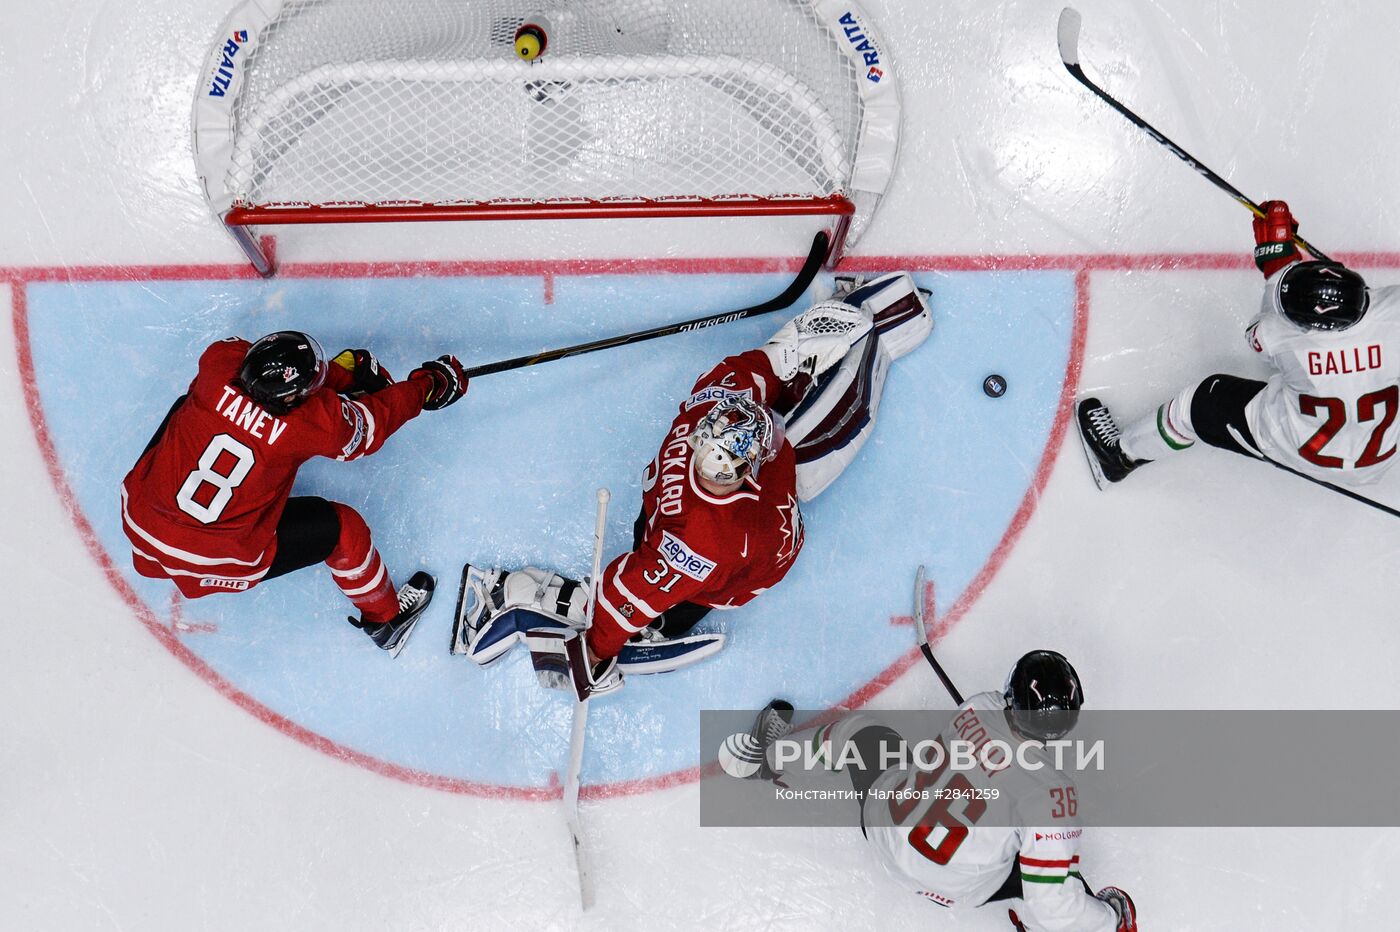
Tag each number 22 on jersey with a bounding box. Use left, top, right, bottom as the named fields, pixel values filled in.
left=1298, top=386, right=1398, bottom=469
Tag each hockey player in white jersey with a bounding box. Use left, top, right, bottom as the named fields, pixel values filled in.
left=1079, top=200, right=1400, bottom=488
left=748, top=651, right=1136, bottom=931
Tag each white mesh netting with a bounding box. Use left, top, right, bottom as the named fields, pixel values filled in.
left=207, top=0, right=869, bottom=213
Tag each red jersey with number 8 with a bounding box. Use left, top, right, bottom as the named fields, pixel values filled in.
left=120, top=338, right=424, bottom=596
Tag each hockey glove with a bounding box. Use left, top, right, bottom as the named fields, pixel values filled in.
left=410, top=355, right=468, bottom=410
left=1252, top=199, right=1299, bottom=276
left=1096, top=886, right=1138, bottom=932
left=332, top=348, right=395, bottom=398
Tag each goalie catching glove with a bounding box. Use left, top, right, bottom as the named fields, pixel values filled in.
left=761, top=301, right=873, bottom=382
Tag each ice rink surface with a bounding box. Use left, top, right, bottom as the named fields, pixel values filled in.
left=4, top=1, right=1400, bottom=929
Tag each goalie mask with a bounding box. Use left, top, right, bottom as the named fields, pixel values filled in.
left=690, top=397, right=780, bottom=485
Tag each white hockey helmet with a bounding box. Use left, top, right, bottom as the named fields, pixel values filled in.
left=690, top=397, right=780, bottom=485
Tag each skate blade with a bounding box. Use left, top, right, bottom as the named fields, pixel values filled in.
left=1074, top=398, right=1113, bottom=492
left=450, top=563, right=476, bottom=655
left=451, top=565, right=501, bottom=655
left=388, top=578, right=435, bottom=660
left=1076, top=424, right=1112, bottom=491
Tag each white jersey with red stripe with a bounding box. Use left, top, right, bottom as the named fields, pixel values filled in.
left=1246, top=271, right=1400, bottom=484
left=589, top=350, right=803, bottom=659
left=860, top=692, right=1118, bottom=931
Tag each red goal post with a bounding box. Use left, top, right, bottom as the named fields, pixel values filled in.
left=193, top=0, right=901, bottom=276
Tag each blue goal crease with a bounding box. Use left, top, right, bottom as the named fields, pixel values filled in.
left=24, top=269, right=1074, bottom=788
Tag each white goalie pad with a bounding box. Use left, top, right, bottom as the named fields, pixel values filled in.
left=778, top=271, right=931, bottom=500
left=617, top=632, right=727, bottom=674
left=838, top=272, right=933, bottom=360
left=525, top=628, right=623, bottom=701
left=784, top=327, right=891, bottom=501
left=452, top=564, right=588, bottom=666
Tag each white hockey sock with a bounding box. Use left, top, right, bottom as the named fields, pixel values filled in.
left=1119, top=384, right=1198, bottom=462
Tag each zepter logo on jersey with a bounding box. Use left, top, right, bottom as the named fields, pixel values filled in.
left=689, top=397, right=781, bottom=484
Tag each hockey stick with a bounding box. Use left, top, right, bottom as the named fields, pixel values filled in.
left=1057, top=8, right=1333, bottom=263
left=564, top=487, right=609, bottom=911
left=461, top=230, right=829, bottom=379
left=913, top=566, right=964, bottom=706
left=1259, top=454, right=1400, bottom=520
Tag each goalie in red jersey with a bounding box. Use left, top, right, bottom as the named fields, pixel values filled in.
left=121, top=331, right=467, bottom=656
left=453, top=272, right=933, bottom=697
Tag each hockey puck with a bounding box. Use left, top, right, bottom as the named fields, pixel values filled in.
left=983, top=374, right=1007, bottom=398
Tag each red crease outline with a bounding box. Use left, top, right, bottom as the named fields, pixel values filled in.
left=9, top=247, right=1394, bottom=801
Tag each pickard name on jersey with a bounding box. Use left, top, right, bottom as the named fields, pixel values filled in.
left=590, top=351, right=803, bottom=659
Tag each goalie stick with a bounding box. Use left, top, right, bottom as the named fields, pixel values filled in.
left=564, top=487, right=610, bottom=911
left=461, top=230, right=829, bottom=379
left=912, top=566, right=964, bottom=706
left=1057, top=7, right=1333, bottom=263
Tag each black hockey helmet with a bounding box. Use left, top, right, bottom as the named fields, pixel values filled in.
left=1276, top=261, right=1369, bottom=332
left=1003, top=650, right=1083, bottom=741
left=237, top=331, right=327, bottom=414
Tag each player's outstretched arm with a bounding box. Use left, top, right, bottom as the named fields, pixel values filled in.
left=319, top=355, right=466, bottom=462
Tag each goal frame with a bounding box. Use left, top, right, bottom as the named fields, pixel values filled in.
left=194, top=0, right=898, bottom=276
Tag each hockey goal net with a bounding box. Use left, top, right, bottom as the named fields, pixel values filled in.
left=193, top=0, right=900, bottom=275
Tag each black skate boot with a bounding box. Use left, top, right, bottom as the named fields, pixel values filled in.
left=349, top=571, right=435, bottom=658
left=1077, top=398, right=1146, bottom=489
left=748, top=699, right=795, bottom=782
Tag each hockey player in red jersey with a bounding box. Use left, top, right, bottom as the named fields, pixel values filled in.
left=1078, top=200, right=1400, bottom=490
left=121, top=331, right=467, bottom=655
left=453, top=272, right=933, bottom=697
left=747, top=652, right=1137, bottom=932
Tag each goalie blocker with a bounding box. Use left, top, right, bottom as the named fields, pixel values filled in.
left=453, top=272, right=932, bottom=699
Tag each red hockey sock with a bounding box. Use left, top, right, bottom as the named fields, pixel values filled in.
left=326, top=503, right=399, bottom=623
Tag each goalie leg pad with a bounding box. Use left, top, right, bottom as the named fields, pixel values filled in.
left=525, top=628, right=623, bottom=700
left=617, top=632, right=726, bottom=675
left=453, top=565, right=589, bottom=665
left=784, top=333, right=892, bottom=501
left=842, top=272, right=932, bottom=361
left=499, top=566, right=589, bottom=621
